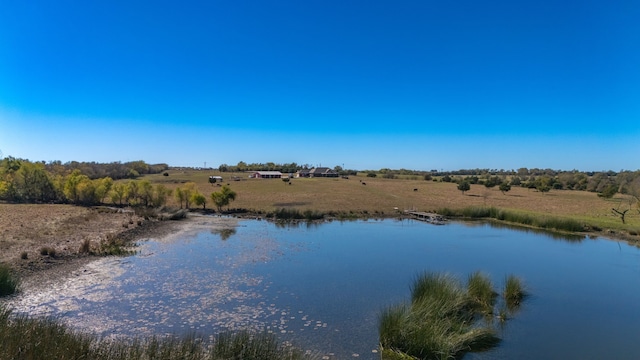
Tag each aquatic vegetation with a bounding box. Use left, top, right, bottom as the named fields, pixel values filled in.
left=504, top=274, right=526, bottom=310
left=0, top=304, right=309, bottom=360
left=436, top=206, right=586, bottom=233
left=0, top=264, right=20, bottom=296
left=379, top=271, right=525, bottom=360
left=269, top=208, right=325, bottom=221
left=467, top=271, right=497, bottom=315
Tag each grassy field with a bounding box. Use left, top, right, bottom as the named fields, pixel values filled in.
left=141, top=169, right=640, bottom=237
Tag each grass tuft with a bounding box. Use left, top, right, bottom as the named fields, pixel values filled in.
left=0, top=264, right=20, bottom=297
left=467, top=271, right=497, bottom=315
left=380, top=272, right=508, bottom=360
left=504, top=274, right=526, bottom=310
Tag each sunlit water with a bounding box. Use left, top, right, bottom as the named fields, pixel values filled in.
left=5, top=218, right=640, bottom=359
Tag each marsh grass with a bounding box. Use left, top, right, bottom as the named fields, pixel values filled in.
left=0, top=305, right=309, bottom=360
left=269, top=208, right=325, bottom=221
left=437, top=206, right=586, bottom=233
left=504, top=274, right=526, bottom=310
left=0, top=265, right=20, bottom=296
left=380, top=272, right=504, bottom=360
left=467, top=271, right=497, bottom=315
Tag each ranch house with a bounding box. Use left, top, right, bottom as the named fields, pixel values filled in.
left=296, top=167, right=339, bottom=178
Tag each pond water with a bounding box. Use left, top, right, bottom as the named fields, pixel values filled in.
left=6, top=218, right=640, bottom=359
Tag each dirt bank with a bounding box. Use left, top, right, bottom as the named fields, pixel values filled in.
left=0, top=204, right=199, bottom=284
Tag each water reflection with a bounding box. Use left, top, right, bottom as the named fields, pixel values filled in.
left=211, top=227, right=237, bottom=240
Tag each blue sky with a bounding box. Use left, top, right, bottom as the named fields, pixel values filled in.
left=1, top=1, right=638, bottom=171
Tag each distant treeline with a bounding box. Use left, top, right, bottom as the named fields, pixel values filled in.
left=0, top=157, right=168, bottom=205
left=217, top=161, right=358, bottom=175
left=45, top=160, right=168, bottom=179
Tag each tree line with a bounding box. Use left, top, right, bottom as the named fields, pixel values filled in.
left=435, top=170, right=640, bottom=199
left=0, top=157, right=237, bottom=211
left=217, top=161, right=358, bottom=176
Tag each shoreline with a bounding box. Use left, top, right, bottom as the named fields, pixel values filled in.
left=2, top=203, right=638, bottom=291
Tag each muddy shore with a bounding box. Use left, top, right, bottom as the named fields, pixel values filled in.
left=0, top=204, right=238, bottom=288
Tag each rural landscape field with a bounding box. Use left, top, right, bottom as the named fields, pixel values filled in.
left=2, top=0, right=639, bottom=358
left=1, top=159, right=640, bottom=359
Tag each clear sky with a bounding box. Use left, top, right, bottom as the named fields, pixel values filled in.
left=1, top=1, right=638, bottom=171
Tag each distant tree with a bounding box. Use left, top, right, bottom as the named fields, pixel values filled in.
left=442, top=175, right=452, bottom=183
left=175, top=187, right=185, bottom=209
left=510, top=177, right=521, bottom=186
left=126, top=181, right=140, bottom=205
left=499, top=182, right=511, bottom=195
left=152, top=184, right=172, bottom=207
left=458, top=181, right=471, bottom=195
left=110, top=183, right=127, bottom=206
left=484, top=176, right=501, bottom=188
left=64, top=170, right=89, bottom=204
left=424, top=174, right=432, bottom=181
left=211, top=185, right=237, bottom=212
left=367, top=172, right=377, bottom=178
left=535, top=176, right=552, bottom=194
left=598, top=184, right=618, bottom=199
left=15, top=161, right=56, bottom=203
left=181, top=182, right=198, bottom=209
left=94, top=177, right=113, bottom=204
left=139, top=180, right=154, bottom=207
left=192, top=192, right=207, bottom=210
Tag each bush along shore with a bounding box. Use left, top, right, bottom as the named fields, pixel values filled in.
left=379, top=271, right=526, bottom=360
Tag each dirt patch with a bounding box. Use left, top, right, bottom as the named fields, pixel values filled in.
left=0, top=203, right=185, bottom=283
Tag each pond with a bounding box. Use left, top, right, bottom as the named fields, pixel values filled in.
left=6, top=217, right=640, bottom=359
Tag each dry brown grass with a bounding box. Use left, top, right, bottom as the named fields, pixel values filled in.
left=0, top=204, right=146, bottom=276
left=145, top=169, right=640, bottom=232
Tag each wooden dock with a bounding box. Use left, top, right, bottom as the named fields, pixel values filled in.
left=406, top=211, right=446, bottom=225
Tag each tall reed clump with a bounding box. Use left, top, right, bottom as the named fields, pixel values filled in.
left=503, top=274, right=526, bottom=310
left=0, top=264, right=20, bottom=297
left=435, top=206, right=585, bottom=233
left=0, top=307, right=309, bottom=360
left=379, top=271, right=526, bottom=360
left=467, top=271, right=497, bottom=315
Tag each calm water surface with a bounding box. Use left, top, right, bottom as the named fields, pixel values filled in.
left=7, top=218, right=640, bottom=359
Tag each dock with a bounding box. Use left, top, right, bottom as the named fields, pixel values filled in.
left=406, top=211, right=446, bottom=225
